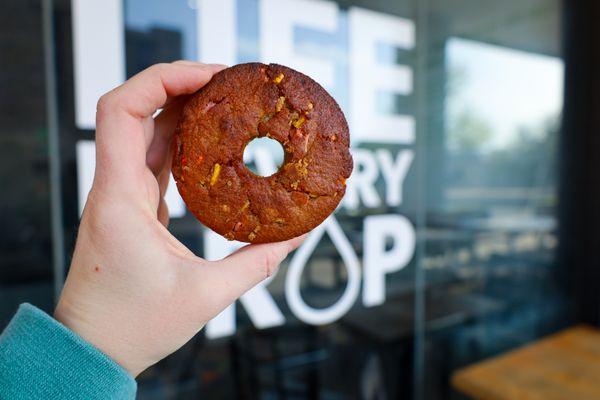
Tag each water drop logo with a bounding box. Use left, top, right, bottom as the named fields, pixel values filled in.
left=286, top=216, right=361, bottom=325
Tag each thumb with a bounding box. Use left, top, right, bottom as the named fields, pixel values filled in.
left=195, top=235, right=306, bottom=312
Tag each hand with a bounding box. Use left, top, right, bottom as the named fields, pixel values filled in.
left=54, top=61, right=304, bottom=377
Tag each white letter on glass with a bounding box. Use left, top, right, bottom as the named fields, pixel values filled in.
left=363, top=214, right=416, bottom=307
left=196, top=0, right=237, bottom=65
left=72, top=0, right=125, bottom=129
left=342, top=149, right=381, bottom=210
left=204, top=231, right=285, bottom=339
left=259, top=0, right=338, bottom=88
left=348, top=7, right=415, bottom=144
left=377, top=149, right=414, bottom=207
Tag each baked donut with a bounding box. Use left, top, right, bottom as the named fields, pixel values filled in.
left=172, top=63, right=353, bottom=243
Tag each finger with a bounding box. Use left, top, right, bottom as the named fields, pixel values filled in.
left=174, top=60, right=228, bottom=71
left=158, top=62, right=226, bottom=110
left=101, top=62, right=221, bottom=118
left=95, top=63, right=222, bottom=179
left=156, top=163, right=171, bottom=199
left=147, top=99, right=185, bottom=176
left=200, top=235, right=306, bottom=303
left=157, top=197, right=169, bottom=227
left=148, top=64, right=229, bottom=177
left=147, top=62, right=228, bottom=176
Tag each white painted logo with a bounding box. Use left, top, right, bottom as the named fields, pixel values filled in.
left=72, top=0, right=417, bottom=338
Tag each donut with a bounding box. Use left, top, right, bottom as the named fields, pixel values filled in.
left=172, top=63, right=353, bottom=243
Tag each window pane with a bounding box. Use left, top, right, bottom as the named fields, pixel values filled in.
left=422, top=1, right=566, bottom=398
left=48, top=0, right=568, bottom=398
left=0, top=0, right=54, bottom=325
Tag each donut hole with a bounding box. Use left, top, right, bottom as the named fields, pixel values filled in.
left=243, top=137, right=285, bottom=177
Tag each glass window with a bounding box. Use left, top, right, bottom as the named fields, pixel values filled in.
left=0, top=0, right=566, bottom=398
left=60, top=0, right=420, bottom=397
left=0, top=0, right=54, bottom=325
left=63, top=0, right=566, bottom=398
left=422, top=0, right=565, bottom=398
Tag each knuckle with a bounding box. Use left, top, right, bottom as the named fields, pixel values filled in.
left=96, top=90, right=121, bottom=121
left=96, top=93, right=113, bottom=114
left=79, top=190, right=115, bottom=237
left=171, top=248, right=202, bottom=268
left=261, top=248, right=282, bottom=278
left=150, top=63, right=169, bottom=75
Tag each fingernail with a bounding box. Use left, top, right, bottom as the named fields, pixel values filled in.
left=173, top=60, right=200, bottom=66
left=209, top=63, right=229, bottom=70
left=289, top=234, right=308, bottom=248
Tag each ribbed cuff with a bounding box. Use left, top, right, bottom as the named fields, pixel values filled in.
left=0, top=303, right=136, bottom=400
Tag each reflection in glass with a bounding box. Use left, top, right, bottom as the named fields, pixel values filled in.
left=423, top=35, right=567, bottom=399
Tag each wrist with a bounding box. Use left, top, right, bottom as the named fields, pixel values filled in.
left=54, top=294, right=145, bottom=377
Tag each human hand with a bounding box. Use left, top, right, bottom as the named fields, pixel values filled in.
left=54, top=61, right=304, bottom=377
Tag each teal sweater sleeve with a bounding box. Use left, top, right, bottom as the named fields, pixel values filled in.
left=0, top=303, right=137, bottom=399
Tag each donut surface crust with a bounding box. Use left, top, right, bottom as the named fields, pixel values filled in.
left=172, top=63, right=353, bottom=243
